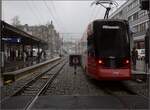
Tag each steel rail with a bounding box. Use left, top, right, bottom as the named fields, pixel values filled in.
left=0, top=58, right=63, bottom=103
left=13, top=60, right=64, bottom=96
left=24, top=61, right=67, bottom=110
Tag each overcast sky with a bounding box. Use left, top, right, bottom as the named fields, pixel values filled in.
left=2, top=0, right=126, bottom=41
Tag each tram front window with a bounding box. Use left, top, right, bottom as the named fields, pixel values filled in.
left=95, top=25, right=129, bottom=58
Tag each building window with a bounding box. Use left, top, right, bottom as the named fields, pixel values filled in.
left=137, top=25, right=140, bottom=32
left=133, top=25, right=138, bottom=33
left=133, top=22, right=147, bottom=33
left=133, top=12, right=139, bottom=20
left=139, top=22, right=146, bottom=32
left=133, top=0, right=139, bottom=8
left=119, top=11, right=123, bottom=16
left=138, top=41, right=145, bottom=49
left=128, top=16, right=133, bottom=22
left=128, top=11, right=139, bottom=22
left=127, top=0, right=139, bottom=11
left=146, top=21, right=149, bottom=30
left=128, top=3, right=133, bottom=11
left=139, top=10, right=148, bottom=18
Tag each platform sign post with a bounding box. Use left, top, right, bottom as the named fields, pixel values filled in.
left=69, top=55, right=81, bottom=75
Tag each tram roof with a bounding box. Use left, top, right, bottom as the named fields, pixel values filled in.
left=1, top=20, right=47, bottom=45
left=92, top=19, right=128, bottom=24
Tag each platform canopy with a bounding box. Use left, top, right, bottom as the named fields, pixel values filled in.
left=1, top=20, right=47, bottom=46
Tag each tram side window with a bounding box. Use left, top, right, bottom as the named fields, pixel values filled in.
left=88, top=38, right=95, bottom=57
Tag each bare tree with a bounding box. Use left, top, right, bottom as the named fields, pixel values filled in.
left=11, top=16, right=21, bottom=26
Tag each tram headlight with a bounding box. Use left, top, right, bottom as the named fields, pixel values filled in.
left=125, top=60, right=130, bottom=64
left=98, top=60, right=103, bottom=64
left=123, top=59, right=130, bottom=65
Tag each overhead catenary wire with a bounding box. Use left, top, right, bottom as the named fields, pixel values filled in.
left=89, top=0, right=113, bottom=21
left=31, top=0, right=48, bottom=24
left=26, top=0, right=43, bottom=25
left=91, top=0, right=127, bottom=19
left=93, top=6, right=103, bottom=19
left=43, top=0, right=65, bottom=33
left=59, top=33, right=82, bottom=42
left=50, top=0, right=67, bottom=32
left=89, top=5, right=97, bottom=22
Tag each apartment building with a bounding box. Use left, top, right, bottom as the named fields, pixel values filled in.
left=109, top=0, right=149, bottom=49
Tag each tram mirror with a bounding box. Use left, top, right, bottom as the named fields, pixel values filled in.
left=69, top=54, right=81, bottom=66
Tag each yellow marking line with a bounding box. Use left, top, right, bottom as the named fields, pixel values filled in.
left=16, top=72, right=37, bottom=81
left=41, top=76, right=49, bottom=79
left=4, top=80, right=13, bottom=84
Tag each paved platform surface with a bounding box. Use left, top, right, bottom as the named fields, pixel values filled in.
left=1, top=96, right=148, bottom=109
left=1, top=96, right=33, bottom=109
left=31, top=96, right=148, bottom=109
left=133, top=60, right=150, bottom=73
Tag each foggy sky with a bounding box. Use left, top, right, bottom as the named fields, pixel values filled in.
left=2, top=0, right=126, bottom=41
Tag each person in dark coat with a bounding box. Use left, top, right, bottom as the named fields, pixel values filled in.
left=132, top=47, right=138, bottom=70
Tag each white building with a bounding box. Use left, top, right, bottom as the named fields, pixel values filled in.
left=109, top=0, right=149, bottom=49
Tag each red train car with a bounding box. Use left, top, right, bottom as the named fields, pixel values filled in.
left=79, top=19, right=132, bottom=80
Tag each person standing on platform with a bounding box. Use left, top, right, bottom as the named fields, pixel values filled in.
left=23, top=51, right=27, bottom=62
left=132, top=47, right=138, bottom=70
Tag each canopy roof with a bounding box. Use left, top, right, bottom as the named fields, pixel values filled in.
left=1, top=20, right=47, bottom=45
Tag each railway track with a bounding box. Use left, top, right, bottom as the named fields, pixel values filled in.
left=1, top=59, right=59, bottom=101
left=0, top=58, right=66, bottom=104
left=1, top=60, right=148, bottom=110
left=24, top=61, right=67, bottom=110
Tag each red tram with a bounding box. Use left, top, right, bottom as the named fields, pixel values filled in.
left=79, top=19, right=132, bottom=80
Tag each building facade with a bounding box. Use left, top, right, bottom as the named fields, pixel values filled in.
left=19, top=21, right=61, bottom=57
left=109, top=0, right=149, bottom=49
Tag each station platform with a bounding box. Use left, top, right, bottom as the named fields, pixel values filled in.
left=136, top=60, right=150, bottom=72
left=3, top=58, right=37, bottom=73
left=1, top=57, right=60, bottom=84
left=2, top=57, right=49, bottom=73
